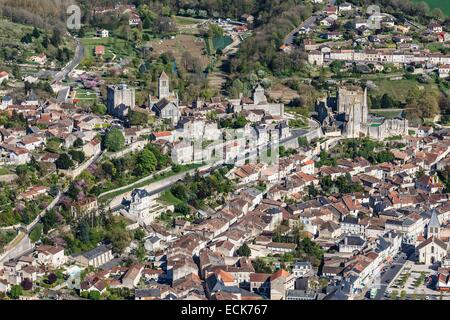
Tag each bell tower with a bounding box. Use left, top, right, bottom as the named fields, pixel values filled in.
left=158, top=71, right=170, bottom=99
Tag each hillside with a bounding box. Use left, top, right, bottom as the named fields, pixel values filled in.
left=412, top=0, right=450, bottom=16
left=0, top=0, right=76, bottom=29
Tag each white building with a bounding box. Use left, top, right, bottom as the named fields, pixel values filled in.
left=127, top=189, right=165, bottom=226
left=416, top=237, right=448, bottom=265
left=35, top=245, right=66, bottom=268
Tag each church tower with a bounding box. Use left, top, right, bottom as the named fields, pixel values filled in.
left=158, top=71, right=170, bottom=99
left=253, top=84, right=268, bottom=105
left=427, top=209, right=441, bottom=239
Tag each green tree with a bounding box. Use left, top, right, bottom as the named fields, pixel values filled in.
left=252, top=258, right=272, bottom=274
left=30, top=224, right=43, bottom=243
left=51, top=28, right=62, bottom=47
left=92, top=103, right=107, bottom=115
left=136, top=149, right=157, bottom=175
left=55, top=153, right=74, bottom=170
left=104, top=128, right=125, bottom=152
left=237, top=243, right=251, bottom=257
left=9, top=285, right=23, bottom=299
left=69, top=150, right=86, bottom=163
left=74, top=138, right=84, bottom=148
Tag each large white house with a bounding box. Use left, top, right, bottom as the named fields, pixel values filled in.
left=35, top=245, right=66, bottom=268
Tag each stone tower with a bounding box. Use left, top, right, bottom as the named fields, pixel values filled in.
left=158, top=71, right=170, bottom=99
left=253, top=84, right=268, bottom=105
left=337, top=86, right=368, bottom=138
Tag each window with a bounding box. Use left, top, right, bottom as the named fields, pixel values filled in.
left=431, top=246, right=434, bottom=254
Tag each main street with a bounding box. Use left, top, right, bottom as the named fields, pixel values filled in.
left=374, top=246, right=415, bottom=300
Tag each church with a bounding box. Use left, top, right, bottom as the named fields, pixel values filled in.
left=315, top=86, right=408, bottom=140
left=228, top=84, right=284, bottom=117
left=150, top=71, right=181, bottom=125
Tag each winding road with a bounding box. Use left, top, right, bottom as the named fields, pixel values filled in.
left=52, top=37, right=85, bottom=84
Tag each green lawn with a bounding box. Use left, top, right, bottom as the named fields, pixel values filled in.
left=80, top=36, right=131, bottom=63
left=75, top=89, right=97, bottom=100
left=159, top=190, right=184, bottom=206
left=174, top=15, right=205, bottom=25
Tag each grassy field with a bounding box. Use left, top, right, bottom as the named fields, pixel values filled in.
left=412, top=0, right=450, bottom=16
left=159, top=190, right=184, bottom=206
left=75, top=89, right=98, bottom=101
left=174, top=15, right=205, bottom=25
left=371, top=78, right=440, bottom=103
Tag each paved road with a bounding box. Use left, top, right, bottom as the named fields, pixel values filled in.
left=284, top=0, right=336, bottom=45
left=52, top=38, right=85, bottom=84
left=109, top=128, right=314, bottom=211
left=374, top=247, right=415, bottom=300
left=284, top=15, right=317, bottom=45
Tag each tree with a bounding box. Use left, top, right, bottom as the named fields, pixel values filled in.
left=69, top=150, right=86, bottom=163
left=390, top=290, right=398, bottom=300
left=106, top=223, right=131, bottom=254
left=400, top=290, right=407, bottom=300
left=9, top=285, right=23, bottom=299
left=30, top=224, right=43, bottom=243
left=380, top=94, right=396, bottom=109
left=175, top=203, right=190, bottom=216
left=134, top=228, right=145, bottom=241
left=77, top=220, right=91, bottom=244
left=74, top=138, right=84, bottom=148
left=129, top=110, right=148, bottom=126
left=51, top=28, right=62, bottom=47
left=21, top=278, right=33, bottom=291
left=104, top=128, right=125, bottom=152
left=55, top=153, right=74, bottom=170
left=237, top=243, right=251, bottom=257
left=136, top=149, right=157, bottom=175
left=91, top=103, right=107, bottom=115
left=47, top=273, right=57, bottom=285
left=252, top=258, right=272, bottom=274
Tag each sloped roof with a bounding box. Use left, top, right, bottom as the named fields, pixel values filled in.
left=416, top=236, right=447, bottom=251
